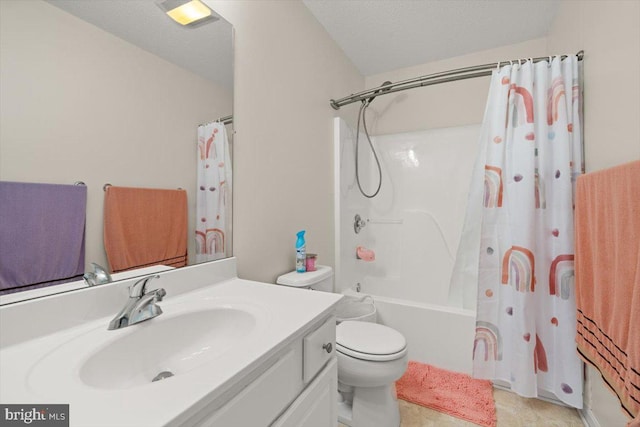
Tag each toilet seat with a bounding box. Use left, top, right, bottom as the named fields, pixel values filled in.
left=336, top=321, right=407, bottom=362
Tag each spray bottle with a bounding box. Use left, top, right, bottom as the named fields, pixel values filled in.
left=296, top=230, right=306, bottom=273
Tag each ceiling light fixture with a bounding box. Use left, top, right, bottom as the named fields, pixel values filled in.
left=156, top=0, right=219, bottom=27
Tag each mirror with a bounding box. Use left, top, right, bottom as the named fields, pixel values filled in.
left=0, top=0, right=234, bottom=303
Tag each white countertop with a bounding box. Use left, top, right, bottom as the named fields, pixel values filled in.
left=0, top=273, right=342, bottom=427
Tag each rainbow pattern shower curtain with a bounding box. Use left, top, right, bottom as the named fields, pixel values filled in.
left=468, top=56, right=583, bottom=408
left=195, top=122, right=232, bottom=263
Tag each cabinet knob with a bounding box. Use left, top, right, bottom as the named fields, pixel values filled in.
left=322, top=343, right=333, bottom=353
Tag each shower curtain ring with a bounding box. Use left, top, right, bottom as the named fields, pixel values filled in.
left=496, top=61, right=501, bottom=70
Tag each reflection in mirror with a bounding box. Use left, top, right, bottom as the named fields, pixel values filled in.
left=0, top=0, right=234, bottom=303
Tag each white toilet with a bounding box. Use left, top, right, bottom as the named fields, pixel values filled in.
left=276, top=266, right=409, bottom=427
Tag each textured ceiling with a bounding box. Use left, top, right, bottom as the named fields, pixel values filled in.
left=302, top=0, right=560, bottom=76
left=45, top=0, right=233, bottom=90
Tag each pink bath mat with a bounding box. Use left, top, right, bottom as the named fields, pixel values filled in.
left=396, top=361, right=497, bottom=427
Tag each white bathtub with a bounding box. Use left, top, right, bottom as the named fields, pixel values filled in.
left=348, top=291, right=476, bottom=375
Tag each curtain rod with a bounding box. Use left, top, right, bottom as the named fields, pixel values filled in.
left=330, top=50, right=584, bottom=110
left=198, top=115, right=233, bottom=127
left=218, top=114, right=233, bottom=125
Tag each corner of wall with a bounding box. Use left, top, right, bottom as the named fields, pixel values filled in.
left=204, top=1, right=364, bottom=283
left=548, top=1, right=640, bottom=425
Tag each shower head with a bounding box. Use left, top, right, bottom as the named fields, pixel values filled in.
left=366, top=81, right=393, bottom=104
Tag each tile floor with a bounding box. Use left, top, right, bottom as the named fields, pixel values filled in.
left=339, top=388, right=584, bottom=427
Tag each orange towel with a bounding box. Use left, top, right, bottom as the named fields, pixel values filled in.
left=575, top=160, right=640, bottom=423
left=104, top=186, right=187, bottom=273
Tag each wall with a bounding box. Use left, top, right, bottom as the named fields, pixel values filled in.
left=364, top=38, right=548, bottom=135
left=0, top=0, right=232, bottom=270
left=547, top=1, right=640, bottom=425
left=206, top=1, right=364, bottom=283
left=548, top=0, right=640, bottom=172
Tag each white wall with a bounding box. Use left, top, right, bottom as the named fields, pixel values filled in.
left=0, top=0, right=232, bottom=270
left=206, top=1, right=364, bottom=283
left=547, top=1, right=640, bottom=425
left=364, top=38, right=548, bottom=134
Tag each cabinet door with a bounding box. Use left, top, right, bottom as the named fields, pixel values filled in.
left=199, top=345, right=302, bottom=427
left=272, top=358, right=337, bottom=427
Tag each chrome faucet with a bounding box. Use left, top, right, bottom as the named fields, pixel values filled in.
left=83, top=262, right=112, bottom=287
left=108, top=275, right=166, bottom=330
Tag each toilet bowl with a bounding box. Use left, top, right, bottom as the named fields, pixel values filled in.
left=336, top=321, right=408, bottom=427
left=276, top=266, right=408, bottom=427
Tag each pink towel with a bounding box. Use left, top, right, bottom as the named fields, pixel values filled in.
left=104, top=186, right=187, bottom=273
left=356, top=246, right=375, bottom=261
left=575, top=160, right=640, bottom=423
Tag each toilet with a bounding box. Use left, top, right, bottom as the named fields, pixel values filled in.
left=276, top=266, right=408, bottom=427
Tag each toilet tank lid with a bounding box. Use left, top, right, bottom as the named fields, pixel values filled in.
left=276, top=265, right=333, bottom=287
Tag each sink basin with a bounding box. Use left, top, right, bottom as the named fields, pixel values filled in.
left=26, top=302, right=266, bottom=395
left=79, top=308, right=257, bottom=389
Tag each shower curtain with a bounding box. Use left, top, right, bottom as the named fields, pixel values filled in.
left=195, top=122, right=232, bottom=263
left=458, top=56, right=583, bottom=408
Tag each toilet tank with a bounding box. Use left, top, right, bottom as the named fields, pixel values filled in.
left=275, top=265, right=333, bottom=292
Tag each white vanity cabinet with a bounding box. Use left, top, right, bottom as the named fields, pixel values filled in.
left=188, top=316, right=337, bottom=427
left=273, top=316, right=337, bottom=427
left=272, top=359, right=337, bottom=427
left=0, top=260, right=343, bottom=427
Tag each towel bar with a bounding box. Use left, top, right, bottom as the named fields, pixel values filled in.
left=103, top=183, right=185, bottom=192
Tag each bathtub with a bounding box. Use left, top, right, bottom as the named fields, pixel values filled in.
left=344, top=290, right=476, bottom=375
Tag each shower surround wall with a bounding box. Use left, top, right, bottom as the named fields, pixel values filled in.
left=335, top=118, right=479, bottom=374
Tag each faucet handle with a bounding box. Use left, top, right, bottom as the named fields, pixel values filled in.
left=154, top=288, right=167, bottom=301
left=129, top=274, right=160, bottom=298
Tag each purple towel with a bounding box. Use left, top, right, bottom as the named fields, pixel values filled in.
left=0, top=181, right=87, bottom=294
